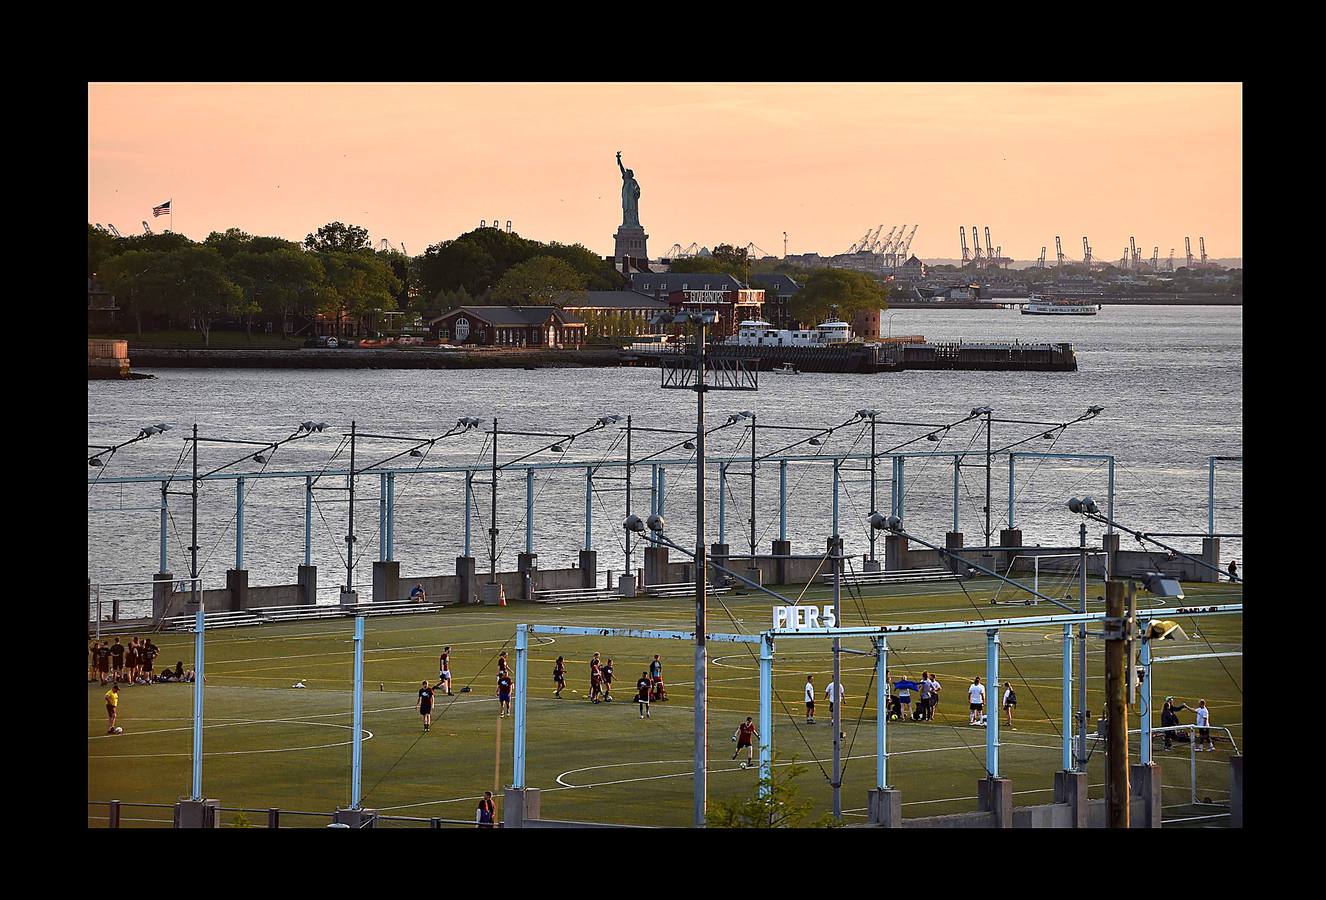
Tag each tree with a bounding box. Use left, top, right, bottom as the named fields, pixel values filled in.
left=88, top=225, right=122, bottom=279
left=304, top=221, right=371, bottom=254
left=711, top=243, right=750, bottom=269
left=490, top=255, right=587, bottom=305
left=318, top=251, right=402, bottom=336
left=418, top=239, right=496, bottom=298
left=100, top=249, right=173, bottom=335
left=204, top=228, right=254, bottom=258
left=705, top=758, right=838, bottom=828
left=160, top=247, right=248, bottom=346
left=664, top=255, right=737, bottom=276
left=789, top=269, right=888, bottom=325
left=229, top=248, right=328, bottom=339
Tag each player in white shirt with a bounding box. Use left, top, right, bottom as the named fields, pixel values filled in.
left=1194, top=700, right=1214, bottom=751
left=804, top=675, right=816, bottom=724
left=968, top=676, right=986, bottom=725
left=926, top=675, right=942, bottom=721
left=824, top=680, right=845, bottom=716
left=1002, top=681, right=1017, bottom=730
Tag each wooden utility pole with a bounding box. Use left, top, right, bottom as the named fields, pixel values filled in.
left=1105, top=579, right=1130, bottom=828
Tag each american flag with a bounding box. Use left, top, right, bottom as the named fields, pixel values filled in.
left=152, top=201, right=171, bottom=217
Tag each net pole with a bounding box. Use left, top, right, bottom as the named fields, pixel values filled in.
left=693, top=318, right=708, bottom=829
left=351, top=616, right=365, bottom=808
left=190, top=606, right=204, bottom=800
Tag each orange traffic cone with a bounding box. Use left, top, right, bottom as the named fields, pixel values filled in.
left=498, top=584, right=507, bottom=607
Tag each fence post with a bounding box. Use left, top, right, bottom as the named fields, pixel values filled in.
left=431, top=817, right=442, bottom=829
left=268, top=807, right=280, bottom=829
left=109, top=800, right=121, bottom=829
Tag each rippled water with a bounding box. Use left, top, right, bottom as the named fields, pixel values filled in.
left=87, top=305, right=1242, bottom=605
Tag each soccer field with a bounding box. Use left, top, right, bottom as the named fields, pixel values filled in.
left=87, top=577, right=1243, bottom=828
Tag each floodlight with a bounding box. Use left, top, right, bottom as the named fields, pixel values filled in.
left=868, top=511, right=901, bottom=532
left=926, top=432, right=941, bottom=441
left=727, top=411, right=754, bottom=425
left=624, top=514, right=646, bottom=533
left=683, top=440, right=696, bottom=450
left=88, top=458, right=103, bottom=468
left=646, top=513, right=666, bottom=533
left=550, top=443, right=565, bottom=453
left=597, top=414, right=624, bottom=426
left=457, top=417, right=482, bottom=429
left=253, top=453, right=268, bottom=464
left=808, top=437, right=822, bottom=446
left=971, top=406, right=992, bottom=416
left=1141, top=573, right=1184, bottom=599
left=857, top=408, right=879, bottom=419
left=409, top=449, right=425, bottom=458
left=1067, top=496, right=1099, bottom=515
left=300, top=421, right=330, bottom=433
left=1147, top=620, right=1188, bottom=641
left=1042, top=430, right=1058, bottom=440
left=1086, top=405, right=1105, bottom=417
left=138, top=423, right=173, bottom=438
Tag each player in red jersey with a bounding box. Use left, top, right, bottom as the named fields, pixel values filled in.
left=589, top=652, right=603, bottom=703
left=731, top=716, right=758, bottom=767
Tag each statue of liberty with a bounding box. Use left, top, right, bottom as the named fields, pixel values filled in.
left=617, top=151, right=641, bottom=228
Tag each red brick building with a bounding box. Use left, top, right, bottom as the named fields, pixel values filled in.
left=428, top=306, right=585, bottom=348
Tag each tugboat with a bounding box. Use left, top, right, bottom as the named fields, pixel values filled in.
left=769, top=362, right=800, bottom=375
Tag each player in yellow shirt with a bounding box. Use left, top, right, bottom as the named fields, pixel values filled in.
left=105, top=682, right=120, bottom=734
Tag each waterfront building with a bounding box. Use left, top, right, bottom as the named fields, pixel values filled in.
left=428, top=306, right=586, bottom=348
left=555, top=291, right=672, bottom=340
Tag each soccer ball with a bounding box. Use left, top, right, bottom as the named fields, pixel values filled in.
left=739, top=761, right=748, bottom=769
left=112, top=726, right=123, bottom=735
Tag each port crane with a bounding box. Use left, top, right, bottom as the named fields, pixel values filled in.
left=971, top=226, right=984, bottom=264
left=984, top=227, right=995, bottom=266
left=898, top=225, right=918, bottom=263
left=1082, top=236, right=1093, bottom=268
left=1055, top=236, right=1065, bottom=267
left=1038, top=246, right=1048, bottom=268
left=960, top=227, right=971, bottom=264
left=1151, top=246, right=1159, bottom=271
left=783, top=232, right=788, bottom=258
left=1129, top=236, right=1139, bottom=270
left=1185, top=237, right=1194, bottom=270
left=108, top=224, right=123, bottom=238
left=1167, top=248, right=1175, bottom=271
left=1200, top=237, right=1209, bottom=267
left=142, top=221, right=153, bottom=235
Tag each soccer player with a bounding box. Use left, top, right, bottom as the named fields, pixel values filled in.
left=649, top=654, right=667, bottom=701
left=497, top=651, right=510, bottom=678
left=105, top=682, right=120, bottom=733
left=968, top=676, right=986, bottom=725
left=141, top=638, right=159, bottom=684
left=89, top=642, right=99, bottom=682
left=497, top=672, right=513, bottom=718
left=553, top=656, right=566, bottom=698
left=417, top=680, right=435, bottom=733
left=1002, top=681, right=1017, bottom=730
left=126, top=638, right=140, bottom=684
left=589, top=653, right=602, bottom=703
left=110, top=638, right=125, bottom=682
left=926, top=673, right=941, bottom=721
left=97, top=642, right=111, bottom=684
left=732, top=716, right=758, bottom=767
left=476, top=791, right=495, bottom=828
left=437, top=647, right=454, bottom=696
left=804, top=675, right=816, bottom=724
left=637, top=670, right=652, bottom=719
left=918, top=671, right=933, bottom=721
left=602, top=658, right=615, bottom=702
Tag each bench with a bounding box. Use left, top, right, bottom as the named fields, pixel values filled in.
left=820, top=566, right=960, bottom=587
left=645, top=582, right=733, bottom=598
left=161, top=600, right=450, bottom=631
left=533, top=587, right=621, bottom=605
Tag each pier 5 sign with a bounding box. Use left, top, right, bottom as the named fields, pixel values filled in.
left=773, top=605, right=836, bottom=630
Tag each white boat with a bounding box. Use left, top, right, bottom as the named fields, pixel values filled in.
left=1021, top=295, right=1099, bottom=316
left=729, top=318, right=856, bottom=347
left=768, top=362, right=799, bottom=375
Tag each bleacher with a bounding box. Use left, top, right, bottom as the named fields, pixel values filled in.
left=819, top=566, right=960, bottom=588
left=160, top=599, right=450, bottom=632
left=645, top=582, right=732, bottom=599
left=532, top=586, right=621, bottom=605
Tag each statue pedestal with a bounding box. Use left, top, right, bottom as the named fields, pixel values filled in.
left=614, top=225, right=649, bottom=271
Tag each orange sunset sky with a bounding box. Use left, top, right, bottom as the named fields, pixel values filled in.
left=88, top=83, right=1242, bottom=262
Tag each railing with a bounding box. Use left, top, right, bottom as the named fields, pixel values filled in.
left=88, top=801, right=493, bottom=828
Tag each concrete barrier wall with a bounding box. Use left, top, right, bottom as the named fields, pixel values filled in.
left=245, top=584, right=302, bottom=608
left=1011, top=803, right=1075, bottom=828
left=902, top=810, right=997, bottom=828
left=397, top=574, right=458, bottom=603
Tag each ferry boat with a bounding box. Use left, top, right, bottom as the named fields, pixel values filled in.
left=1021, top=295, right=1099, bottom=316
left=729, top=318, right=855, bottom=347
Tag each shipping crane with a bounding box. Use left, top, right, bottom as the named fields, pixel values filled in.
left=1038, top=246, right=1048, bottom=268
left=960, top=227, right=971, bottom=264
left=142, top=221, right=153, bottom=235
left=1056, top=236, right=1065, bottom=267
left=847, top=228, right=872, bottom=254
left=971, top=226, right=984, bottom=264
left=983, top=227, right=995, bottom=267
left=1129, top=236, right=1139, bottom=270
left=1167, top=248, right=1175, bottom=271
left=1151, top=246, right=1159, bottom=271
left=745, top=242, right=770, bottom=259
left=1083, top=236, right=1093, bottom=269
left=870, top=225, right=892, bottom=255
left=783, top=232, right=788, bottom=258
left=400, top=242, right=407, bottom=256
left=379, top=238, right=392, bottom=251
left=1185, top=237, right=1194, bottom=270
left=899, top=225, right=918, bottom=262
left=109, top=224, right=123, bottom=238
left=1200, top=236, right=1209, bottom=267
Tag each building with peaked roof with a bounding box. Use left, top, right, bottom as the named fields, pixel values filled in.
left=428, top=306, right=585, bottom=348
left=555, top=290, right=672, bottom=340
left=629, top=272, right=745, bottom=298
left=749, top=273, right=802, bottom=327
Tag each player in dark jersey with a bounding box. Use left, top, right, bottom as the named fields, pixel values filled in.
left=497, top=673, right=513, bottom=717
left=602, top=658, right=615, bottom=702
left=636, top=671, right=652, bottom=719
left=141, top=639, right=158, bottom=684
left=110, top=638, right=125, bottom=681
left=89, top=642, right=99, bottom=682
left=553, top=656, right=566, bottom=698
left=732, top=716, right=758, bottom=767
left=417, top=680, right=435, bottom=732
left=96, top=643, right=112, bottom=684
left=649, top=654, right=668, bottom=701
left=497, top=651, right=510, bottom=678
left=126, top=639, right=140, bottom=683
left=589, top=653, right=602, bottom=703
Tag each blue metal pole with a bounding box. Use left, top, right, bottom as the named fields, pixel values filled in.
left=1062, top=623, right=1073, bottom=772
left=890, top=457, right=899, bottom=517
left=1008, top=455, right=1016, bottom=530
left=464, top=470, right=473, bottom=558
left=650, top=464, right=658, bottom=545
left=876, top=636, right=888, bottom=789
left=1107, top=458, right=1115, bottom=535
left=235, top=477, right=244, bottom=570
left=897, top=457, right=906, bottom=521
left=304, top=476, right=313, bottom=568
left=514, top=624, right=528, bottom=789
left=525, top=468, right=534, bottom=555
left=759, top=633, right=773, bottom=797
left=718, top=463, right=727, bottom=544
left=159, top=481, right=168, bottom=573
left=351, top=616, right=365, bottom=808
left=658, top=466, right=666, bottom=517
left=953, top=456, right=960, bottom=532
left=986, top=629, right=1000, bottom=777
left=379, top=473, right=387, bottom=562
left=386, top=472, right=395, bottom=561
left=1208, top=456, right=1216, bottom=537
left=1140, top=635, right=1152, bottom=765
left=778, top=460, right=787, bottom=542
left=191, top=607, right=204, bottom=800
left=584, top=467, right=593, bottom=551
left=832, top=458, right=840, bottom=537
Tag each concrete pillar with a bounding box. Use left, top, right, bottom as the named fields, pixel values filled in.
left=1200, top=537, right=1221, bottom=584
left=867, top=788, right=903, bottom=827
left=152, top=573, right=175, bottom=620
left=339, top=589, right=359, bottom=607
left=481, top=582, right=506, bottom=606
left=331, top=808, right=377, bottom=828
left=1054, top=769, right=1089, bottom=828
left=517, top=552, right=538, bottom=600
left=772, top=539, right=791, bottom=585
left=977, top=776, right=1013, bottom=828
left=225, top=569, right=248, bottom=611
left=371, top=560, right=400, bottom=604
left=944, top=532, right=965, bottom=575
left=1102, top=532, right=1120, bottom=580
left=503, top=787, right=541, bottom=828
left=618, top=573, right=637, bottom=597
left=884, top=534, right=908, bottom=571
left=999, top=528, right=1022, bottom=571
left=643, top=546, right=669, bottom=587
left=709, top=543, right=729, bottom=587
left=578, top=549, right=597, bottom=588
left=297, top=565, right=317, bottom=606
left=1230, top=754, right=1243, bottom=827
left=174, top=798, right=220, bottom=828
left=455, top=556, right=477, bottom=604
left=1130, top=762, right=1162, bottom=828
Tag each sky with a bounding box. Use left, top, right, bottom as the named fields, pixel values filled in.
left=88, top=83, right=1241, bottom=262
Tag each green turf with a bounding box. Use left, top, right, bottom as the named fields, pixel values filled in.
left=87, top=577, right=1243, bottom=828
